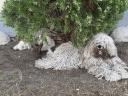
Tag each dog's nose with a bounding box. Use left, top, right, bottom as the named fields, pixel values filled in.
left=97, top=45, right=102, bottom=49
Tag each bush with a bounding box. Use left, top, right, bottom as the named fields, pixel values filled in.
left=2, top=0, right=128, bottom=46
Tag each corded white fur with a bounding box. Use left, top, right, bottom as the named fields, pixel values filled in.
left=35, top=33, right=128, bottom=81
left=0, top=31, right=10, bottom=45
left=36, top=42, right=81, bottom=70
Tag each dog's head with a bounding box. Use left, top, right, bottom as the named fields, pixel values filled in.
left=84, top=33, right=117, bottom=59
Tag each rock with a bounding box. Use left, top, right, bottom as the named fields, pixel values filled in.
left=111, top=10, right=128, bottom=42
left=13, top=41, right=31, bottom=51
left=0, top=20, right=16, bottom=38
left=116, top=10, right=128, bottom=27
left=112, top=26, right=128, bottom=42
left=41, top=36, right=55, bottom=51
left=0, top=31, right=10, bottom=45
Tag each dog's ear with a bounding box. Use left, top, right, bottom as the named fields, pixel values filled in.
left=106, top=42, right=117, bottom=57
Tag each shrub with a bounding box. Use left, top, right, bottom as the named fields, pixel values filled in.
left=2, top=0, right=128, bottom=46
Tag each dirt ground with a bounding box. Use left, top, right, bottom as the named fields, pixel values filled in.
left=0, top=41, right=128, bottom=96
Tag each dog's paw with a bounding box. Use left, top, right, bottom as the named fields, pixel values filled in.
left=105, top=71, right=121, bottom=81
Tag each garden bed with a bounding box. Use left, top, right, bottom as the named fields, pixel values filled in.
left=0, top=41, right=128, bottom=96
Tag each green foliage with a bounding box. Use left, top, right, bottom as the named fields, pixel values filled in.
left=2, top=0, right=128, bottom=46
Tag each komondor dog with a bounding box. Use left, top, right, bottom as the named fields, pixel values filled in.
left=35, top=33, right=128, bottom=81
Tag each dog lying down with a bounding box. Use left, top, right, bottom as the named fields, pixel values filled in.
left=35, top=33, right=128, bottom=81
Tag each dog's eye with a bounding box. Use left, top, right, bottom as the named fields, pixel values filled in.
left=97, top=45, right=102, bottom=49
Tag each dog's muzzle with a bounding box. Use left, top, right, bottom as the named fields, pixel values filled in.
left=93, top=45, right=115, bottom=59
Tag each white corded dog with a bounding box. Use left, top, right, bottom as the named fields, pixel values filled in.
left=35, top=33, right=128, bottom=81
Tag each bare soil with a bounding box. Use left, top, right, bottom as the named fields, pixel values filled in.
left=0, top=41, right=128, bottom=96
